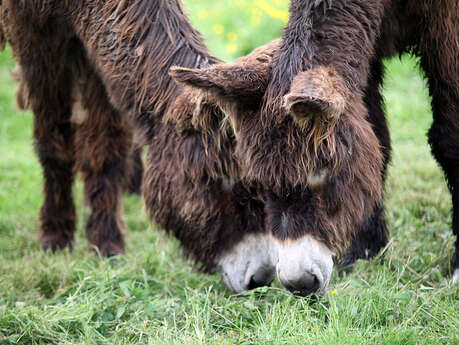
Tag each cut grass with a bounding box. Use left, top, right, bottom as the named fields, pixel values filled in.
left=0, top=2, right=458, bottom=344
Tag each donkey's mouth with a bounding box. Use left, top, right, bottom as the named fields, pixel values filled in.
left=282, top=272, right=320, bottom=297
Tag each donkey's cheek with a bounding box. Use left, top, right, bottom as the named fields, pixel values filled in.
left=275, top=235, right=334, bottom=296
left=216, top=233, right=277, bottom=293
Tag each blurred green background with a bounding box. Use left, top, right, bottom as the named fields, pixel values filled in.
left=0, top=1, right=457, bottom=344
left=186, top=0, right=289, bottom=60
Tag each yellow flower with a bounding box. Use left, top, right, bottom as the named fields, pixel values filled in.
left=197, top=10, right=209, bottom=19
left=331, top=289, right=337, bottom=295
left=226, top=43, right=238, bottom=53
left=227, top=32, right=238, bottom=41
left=250, top=8, right=262, bottom=26
left=213, top=24, right=224, bottom=36
left=254, top=0, right=289, bottom=23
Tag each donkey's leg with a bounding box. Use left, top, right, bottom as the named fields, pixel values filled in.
left=340, top=206, right=389, bottom=268
left=26, top=63, right=76, bottom=251
left=35, top=107, right=76, bottom=252
left=428, top=107, right=459, bottom=283
left=125, top=147, right=144, bottom=195
left=75, top=73, right=133, bottom=256
left=424, top=68, right=459, bottom=283
left=340, top=59, right=391, bottom=268
left=3, top=1, right=79, bottom=252
left=415, top=4, right=459, bottom=283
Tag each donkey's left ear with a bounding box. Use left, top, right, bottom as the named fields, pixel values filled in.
left=170, top=62, right=269, bottom=105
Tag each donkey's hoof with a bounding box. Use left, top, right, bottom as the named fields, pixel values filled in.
left=96, top=242, right=125, bottom=258
left=41, top=232, right=73, bottom=252
left=338, top=246, right=365, bottom=269
left=339, top=256, right=357, bottom=271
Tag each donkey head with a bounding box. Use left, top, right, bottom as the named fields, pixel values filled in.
left=170, top=41, right=383, bottom=296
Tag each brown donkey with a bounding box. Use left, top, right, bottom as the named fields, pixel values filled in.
left=1, top=0, right=385, bottom=295
left=0, top=0, right=276, bottom=292
left=265, top=0, right=459, bottom=283
left=171, top=39, right=384, bottom=295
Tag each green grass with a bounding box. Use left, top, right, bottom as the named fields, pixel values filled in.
left=0, top=2, right=458, bottom=344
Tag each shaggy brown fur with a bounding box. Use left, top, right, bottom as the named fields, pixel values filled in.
left=265, top=0, right=459, bottom=272
left=171, top=39, right=384, bottom=253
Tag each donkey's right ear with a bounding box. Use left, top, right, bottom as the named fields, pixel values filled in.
left=170, top=62, right=269, bottom=105
left=170, top=66, right=225, bottom=94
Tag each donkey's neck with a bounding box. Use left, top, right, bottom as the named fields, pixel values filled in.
left=68, top=0, right=219, bottom=131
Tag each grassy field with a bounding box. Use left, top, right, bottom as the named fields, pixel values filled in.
left=0, top=1, right=458, bottom=344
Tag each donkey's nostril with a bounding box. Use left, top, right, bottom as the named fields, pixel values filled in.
left=282, top=272, right=320, bottom=296
left=247, top=265, right=276, bottom=290
left=247, top=275, right=271, bottom=290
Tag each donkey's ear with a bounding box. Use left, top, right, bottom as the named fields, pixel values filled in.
left=170, top=67, right=224, bottom=92
left=283, top=67, right=346, bottom=123
left=170, top=62, right=269, bottom=105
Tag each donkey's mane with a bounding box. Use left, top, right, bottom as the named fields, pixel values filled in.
left=107, top=0, right=221, bottom=114
left=64, top=0, right=221, bottom=127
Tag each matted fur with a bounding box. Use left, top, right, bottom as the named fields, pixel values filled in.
left=263, top=0, right=385, bottom=123
left=283, top=67, right=346, bottom=150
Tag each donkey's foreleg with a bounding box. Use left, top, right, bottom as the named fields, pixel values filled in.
left=9, top=62, right=76, bottom=251
left=29, top=69, right=77, bottom=251
left=75, top=73, right=133, bottom=256
left=35, top=118, right=76, bottom=252
left=340, top=205, right=389, bottom=269
left=428, top=94, right=459, bottom=283
left=427, top=82, right=459, bottom=284
left=3, top=0, right=81, bottom=251
left=417, top=5, right=459, bottom=283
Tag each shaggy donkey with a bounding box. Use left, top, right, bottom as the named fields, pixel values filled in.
left=0, top=0, right=278, bottom=293
left=1, top=0, right=386, bottom=295
left=171, top=39, right=384, bottom=295
left=264, top=0, right=459, bottom=283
